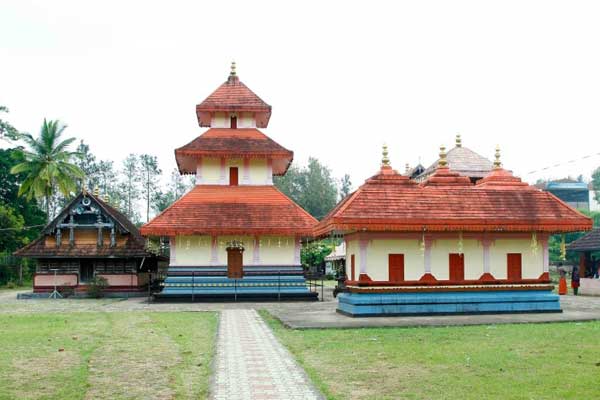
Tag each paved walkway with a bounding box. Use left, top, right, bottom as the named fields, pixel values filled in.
left=211, top=309, right=322, bottom=400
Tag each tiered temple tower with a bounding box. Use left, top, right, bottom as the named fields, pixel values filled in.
left=141, top=63, right=318, bottom=300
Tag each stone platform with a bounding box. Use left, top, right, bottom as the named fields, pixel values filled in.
left=337, top=289, right=561, bottom=317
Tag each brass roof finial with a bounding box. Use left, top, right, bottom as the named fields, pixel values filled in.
left=230, top=61, right=237, bottom=77
left=455, top=133, right=462, bottom=147
left=82, top=181, right=88, bottom=195
left=494, top=144, right=502, bottom=169
left=93, top=185, right=100, bottom=197
left=405, top=163, right=410, bottom=174
left=382, top=144, right=390, bottom=167
left=438, top=145, right=448, bottom=168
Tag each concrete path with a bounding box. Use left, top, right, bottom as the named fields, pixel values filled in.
left=211, top=309, right=322, bottom=400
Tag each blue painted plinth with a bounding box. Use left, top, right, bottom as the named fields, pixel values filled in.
left=337, top=290, right=561, bottom=317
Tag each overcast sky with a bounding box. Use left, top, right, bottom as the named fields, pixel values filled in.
left=2, top=0, right=600, bottom=190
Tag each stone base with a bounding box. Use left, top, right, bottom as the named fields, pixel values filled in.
left=337, top=290, right=562, bottom=317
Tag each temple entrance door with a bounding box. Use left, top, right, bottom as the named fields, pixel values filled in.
left=388, top=254, right=405, bottom=282
left=449, top=253, right=465, bottom=281
left=80, top=260, right=94, bottom=283
left=507, top=253, right=522, bottom=281
left=227, top=248, right=244, bottom=278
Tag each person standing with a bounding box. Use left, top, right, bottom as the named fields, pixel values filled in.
left=571, top=265, right=580, bottom=295
left=558, top=263, right=568, bottom=295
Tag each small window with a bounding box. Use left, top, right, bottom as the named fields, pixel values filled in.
left=229, top=167, right=239, bottom=186
left=230, top=115, right=237, bottom=129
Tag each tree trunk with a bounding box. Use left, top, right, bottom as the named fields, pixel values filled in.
left=45, top=195, right=51, bottom=223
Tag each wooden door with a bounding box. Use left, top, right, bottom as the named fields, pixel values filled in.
left=449, top=253, right=465, bottom=281
left=507, top=253, right=522, bottom=281
left=80, top=260, right=94, bottom=283
left=350, top=254, right=355, bottom=281
left=388, top=254, right=405, bottom=282
left=227, top=248, right=243, bottom=278
left=229, top=167, right=239, bottom=186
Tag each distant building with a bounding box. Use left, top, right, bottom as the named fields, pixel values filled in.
left=545, top=179, right=590, bottom=211
left=415, top=134, right=493, bottom=183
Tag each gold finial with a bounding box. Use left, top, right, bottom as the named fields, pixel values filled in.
left=455, top=133, right=462, bottom=147
left=494, top=144, right=502, bottom=169
left=382, top=144, right=390, bottom=167
left=82, top=181, right=88, bottom=195
left=438, top=145, right=448, bottom=168
left=405, top=163, right=410, bottom=174
left=93, top=185, right=100, bottom=197
left=230, top=61, right=237, bottom=76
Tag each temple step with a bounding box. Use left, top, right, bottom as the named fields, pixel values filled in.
left=337, top=290, right=562, bottom=316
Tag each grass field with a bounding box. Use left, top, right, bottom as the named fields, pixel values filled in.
left=262, top=311, right=600, bottom=400
left=0, top=311, right=217, bottom=400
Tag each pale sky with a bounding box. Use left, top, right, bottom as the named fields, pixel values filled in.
left=2, top=0, right=600, bottom=190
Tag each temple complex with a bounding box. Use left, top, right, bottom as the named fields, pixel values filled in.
left=315, top=145, right=592, bottom=316
left=15, top=189, right=163, bottom=294
left=140, top=63, right=318, bottom=300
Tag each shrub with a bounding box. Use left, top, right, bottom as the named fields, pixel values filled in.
left=58, top=285, right=75, bottom=298
left=5, top=281, right=16, bottom=289
left=86, top=276, right=109, bottom=298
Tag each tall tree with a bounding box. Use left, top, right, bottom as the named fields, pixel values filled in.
left=592, top=166, right=600, bottom=202
left=152, top=169, right=194, bottom=213
left=10, top=120, right=84, bottom=222
left=0, top=106, right=19, bottom=141
left=139, top=154, right=162, bottom=222
left=74, top=140, right=100, bottom=189
left=339, top=174, right=352, bottom=200
left=275, top=157, right=338, bottom=220
left=118, top=154, right=141, bottom=223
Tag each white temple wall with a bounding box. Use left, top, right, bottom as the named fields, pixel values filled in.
left=211, top=111, right=256, bottom=128
left=196, top=157, right=271, bottom=185
left=345, top=235, right=543, bottom=282
left=490, top=238, right=542, bottom=279
left=172, top=235, right=297, bottom=266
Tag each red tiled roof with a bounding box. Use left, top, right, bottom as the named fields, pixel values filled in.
left=175, top=128, right=293, bottom=175
left=196, top=75, right=272, bottom=127
left=140, top=185, right=317, bottom=236
left=314, top=166, right=592, bottom=236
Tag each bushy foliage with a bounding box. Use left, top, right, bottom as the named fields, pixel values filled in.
left=86, top=276, right=109, bottom=298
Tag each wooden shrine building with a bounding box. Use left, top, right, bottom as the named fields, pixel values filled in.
left=140, top=63, right=318, bottom=300
left=567, top=228, right=600, bottom=295
left=315, top=145, right=592, bottom=316
left=15, top=190, right=164, bottom=294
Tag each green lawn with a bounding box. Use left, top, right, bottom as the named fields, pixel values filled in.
left=262, top=311, right=600, bottom=400
left=0, top=311, right=217, bottom=400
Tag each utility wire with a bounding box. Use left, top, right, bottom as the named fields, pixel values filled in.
left=524, top=152, right=600, bottom=176
left=0, top=224, right=45, bottom=232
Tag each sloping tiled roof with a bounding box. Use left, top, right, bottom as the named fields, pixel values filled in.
left=419, top=145, right=493, bottom=180
left=175, top=128, right=293, bottom=175
left=567, top=228, right=600, bottom=251
left=196, top=75, right=271, bottom=112
left=140, top=185, right=317, bottom=236
left=14, top=192, right=155, bottom=258
left=314, top=165, right=592, bottom=236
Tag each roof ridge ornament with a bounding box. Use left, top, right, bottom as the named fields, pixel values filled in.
left=382, top=144, right=390, bottom=167
left=438, top=145, right=448, bottom=168
left=455, top=133, right=462, bottom=148
left=230, top=61, right=237, bottom=77
left=494, top=145, right=502, bottom=169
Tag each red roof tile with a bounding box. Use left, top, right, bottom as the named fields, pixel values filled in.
left=196, top=75, right=272, bottom=127
left=315, top=166, right=592, bottom=236
left=175, top=128, right=293, bottom=175
left=140, top=185, right=317, bottom=237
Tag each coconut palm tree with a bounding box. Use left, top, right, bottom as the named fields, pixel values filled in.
left=11, top=119, right=84, bottom=222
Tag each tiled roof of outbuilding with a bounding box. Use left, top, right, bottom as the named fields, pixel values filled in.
left=315, top=165, right=592, bottom=236
left=567, top=228, right=600, bottom=252
left=140, top=185, right=317, bottom=237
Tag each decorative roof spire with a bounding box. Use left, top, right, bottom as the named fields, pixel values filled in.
left=405, top=163, right=410, bottom=174
left=382, top=144, right=390, bottom=167
left=227, top=61, right=239, bottom=84
left=455, top=133, right=462, bottom=148
left=82, top=181, right=88, bottom=195
left=230, top=61, right=237, bottom=77
left=438, top=145, right=448, bottom=168
left=494, top=145, right=502, bottom=169
left=93, top=185, right=100, bottom=197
